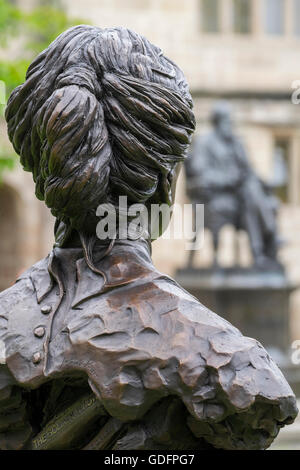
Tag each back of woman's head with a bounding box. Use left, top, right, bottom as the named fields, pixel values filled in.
left=5, top=25, right=195, bottom=239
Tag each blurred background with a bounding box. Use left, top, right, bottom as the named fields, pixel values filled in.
left=1, top=0, right=300, bottom=448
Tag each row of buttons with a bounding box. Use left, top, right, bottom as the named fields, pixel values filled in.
left=32, top=305, right=52, bottom=365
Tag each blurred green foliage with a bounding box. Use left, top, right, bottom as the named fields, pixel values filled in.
left=0, top=0, right=86, bottom=174
left=0, top=0, right=21, bottom=42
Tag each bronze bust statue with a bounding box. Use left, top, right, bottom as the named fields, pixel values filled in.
left=0, top=25, right=297, bottom=450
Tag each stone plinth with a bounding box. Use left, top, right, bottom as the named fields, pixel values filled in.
left=175, top=266, right=297, bottom=355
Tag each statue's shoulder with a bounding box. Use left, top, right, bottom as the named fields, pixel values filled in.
left=17, top=256, right=50, bottom=281
left=68, top=272, right=242, bottom=354
left=74, top=274, right=243, bottom=361
left=88, top=273, right=241, bottom=339
left=0, top=256, right=49, bottom=314
left=146, top=275, right=241, bottom=335
left=0, top=270, right=34, bottom=307
left=82, top=274, right=297, bottom=448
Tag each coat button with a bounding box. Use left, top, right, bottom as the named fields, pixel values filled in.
left=41, top=305, right=52, bottom=314
left=34, top=326, right=45, bottom=338
left=32, top=352, right=42, bottom=364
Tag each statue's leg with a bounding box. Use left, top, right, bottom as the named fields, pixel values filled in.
left=187, top=234, right=197, bottom=268
left=186, top=203, right=198, bottom=268
left=243, top=209, right=265, bottom=266
left=264, top=232, right=279, bottom=260
left=234, top=229, right=240, bottom=266
left=212, top=229, right=219, bottom=267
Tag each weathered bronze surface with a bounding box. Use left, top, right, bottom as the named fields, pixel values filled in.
left=185, top=102, right=282, bottom=269
left=0, top=25, right=298, bottom=450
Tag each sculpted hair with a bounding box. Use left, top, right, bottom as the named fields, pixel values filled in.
left=5, top=25, right=195, bottom=243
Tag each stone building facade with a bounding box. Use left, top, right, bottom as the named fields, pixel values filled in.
left=1, top=0, right=300, bottom=338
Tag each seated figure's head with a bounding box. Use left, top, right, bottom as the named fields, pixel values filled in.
left=211, top=101, right=233, bottom=141
left=5, top=25, right=195, bottom=246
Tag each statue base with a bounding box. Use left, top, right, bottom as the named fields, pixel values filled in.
left=175, top=266, right=300, bottom=393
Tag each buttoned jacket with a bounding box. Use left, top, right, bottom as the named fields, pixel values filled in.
left=0, top=240, right=297, bottom=449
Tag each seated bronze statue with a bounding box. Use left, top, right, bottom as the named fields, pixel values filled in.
left=185, top=102, right=281, bottom=269
left=0, top=25, right=297, bottom=450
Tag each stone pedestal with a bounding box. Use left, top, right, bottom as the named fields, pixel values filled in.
left=175, top=266, right=300, bottom=392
